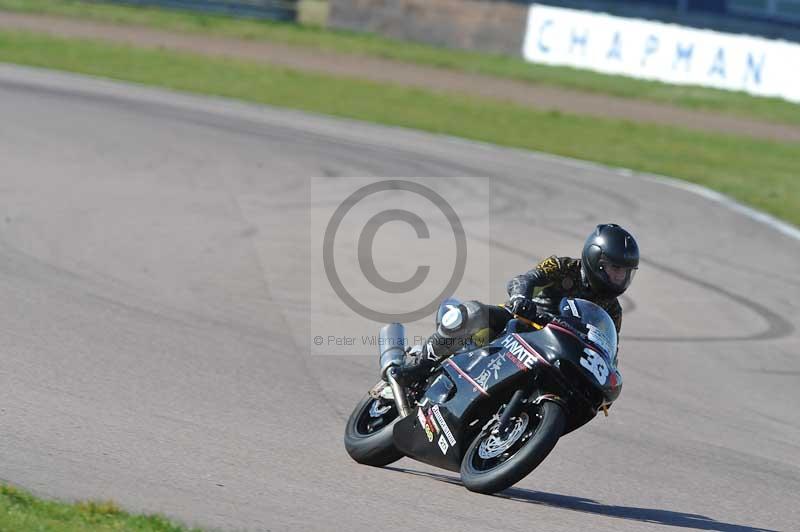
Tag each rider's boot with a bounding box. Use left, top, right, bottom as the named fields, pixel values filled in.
left=393, top=343, right=436, bottom=386
left=393, top=332, right=454, bottom=385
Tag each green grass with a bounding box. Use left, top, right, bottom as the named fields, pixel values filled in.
left=2, top=0, right=800, bottom=126
left=0, top=484, right=202, bottom=531
left=0, top=29, right=797, bottom=226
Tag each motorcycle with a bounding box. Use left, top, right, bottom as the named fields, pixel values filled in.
left=344, top=297, right=622, bottom=494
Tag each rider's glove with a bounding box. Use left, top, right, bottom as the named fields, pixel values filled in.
left=508, top=295, right=537, bottom=321
left=534, top=311, right=555, bottom=326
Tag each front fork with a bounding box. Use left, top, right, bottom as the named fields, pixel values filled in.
left=494, top=377, right=567, bottom=435
left=384, top=367, right=411, bottom=418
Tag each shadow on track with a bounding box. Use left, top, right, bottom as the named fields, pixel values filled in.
left=384, top=466, right=778, bottom=532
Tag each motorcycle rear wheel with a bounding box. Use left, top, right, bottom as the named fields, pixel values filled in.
left=460, top=401, right=565, bottom=494
left=344, top=390, right=404, bottom=467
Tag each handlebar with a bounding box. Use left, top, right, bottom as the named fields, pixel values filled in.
left=511, top=314, right=544, bottom=330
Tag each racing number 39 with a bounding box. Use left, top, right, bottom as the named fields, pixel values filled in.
left=580, top=348, right=608, bottom=385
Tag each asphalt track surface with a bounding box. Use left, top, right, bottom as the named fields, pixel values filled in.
left=0, top=64, right=798, bottom=532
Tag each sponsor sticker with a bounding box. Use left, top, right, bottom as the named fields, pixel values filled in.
left=472, top=351, right=507, bottom=391
left=474, top=368, right=491, bottom=390
left=426, top=409, right=440, bottom=434
left=500, top=335, right=537, bottom=370
left=487, top=353, right=505, bottom=378
left=587, top=323, right=613, bottom=357
left=417, top=408, right=434, bottom=442
left=437, top=434, right=449, bottom=455
left=431, top=405, right=456, bottom=446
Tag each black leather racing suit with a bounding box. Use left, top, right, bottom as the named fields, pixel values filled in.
left=419, top=256, right=623, bottom=362
left=507, top=255, right=622, bottom=332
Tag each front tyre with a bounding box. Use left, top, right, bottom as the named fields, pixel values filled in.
left=344, top=391, right=404, bottom=467
left=460, top=401, right=565, bottom=494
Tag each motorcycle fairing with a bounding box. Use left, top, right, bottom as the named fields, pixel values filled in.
left=392, top=337, right=543, bottom=471
left=524, top=323, right=622, bottom=404
left=392, top=314, right=623, bottom=469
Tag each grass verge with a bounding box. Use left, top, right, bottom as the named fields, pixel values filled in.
left=0, top=29, right=797, bottom=227
left=0, top=484, right=201, bottom=531
left=1, top=0, right=800, bottom=127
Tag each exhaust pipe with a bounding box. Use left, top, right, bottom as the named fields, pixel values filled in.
left=379, top=322, right=406, bottom=377
left=378, top=323, right=410, bottom=417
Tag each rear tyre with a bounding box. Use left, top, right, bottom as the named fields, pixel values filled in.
left=344, top=391, right=404, bottom=467
left=460, top=401, right=565, bottom=494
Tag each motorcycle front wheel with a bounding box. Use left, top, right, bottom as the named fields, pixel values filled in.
left=343, top=389, right=405, bottom=467
left=460, top=400, right=565, bottom=494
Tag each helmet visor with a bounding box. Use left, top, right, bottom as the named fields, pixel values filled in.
left=599, top=258, right=637, bottom=291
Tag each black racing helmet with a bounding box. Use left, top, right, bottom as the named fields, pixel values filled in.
left=581, top=224, right=639, bottom=296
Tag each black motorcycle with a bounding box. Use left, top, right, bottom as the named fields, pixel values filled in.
left=344, top=297, right=622, bottom=494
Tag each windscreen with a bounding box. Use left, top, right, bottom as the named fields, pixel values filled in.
left=559, top=298, right=618, bottom=360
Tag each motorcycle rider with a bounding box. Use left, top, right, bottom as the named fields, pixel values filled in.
left=396, top=223, right=639, bottom=384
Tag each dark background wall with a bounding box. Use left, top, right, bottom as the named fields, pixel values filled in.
left=329, top=0, right=800, bottom=55
left=328, top=0, right=529, bottom=55
left=514, top=0, right=800, bottom=40
left=104, top=0, right=298, bottom=21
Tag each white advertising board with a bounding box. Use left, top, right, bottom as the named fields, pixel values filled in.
left=522, top=5, right=800, bottom=103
